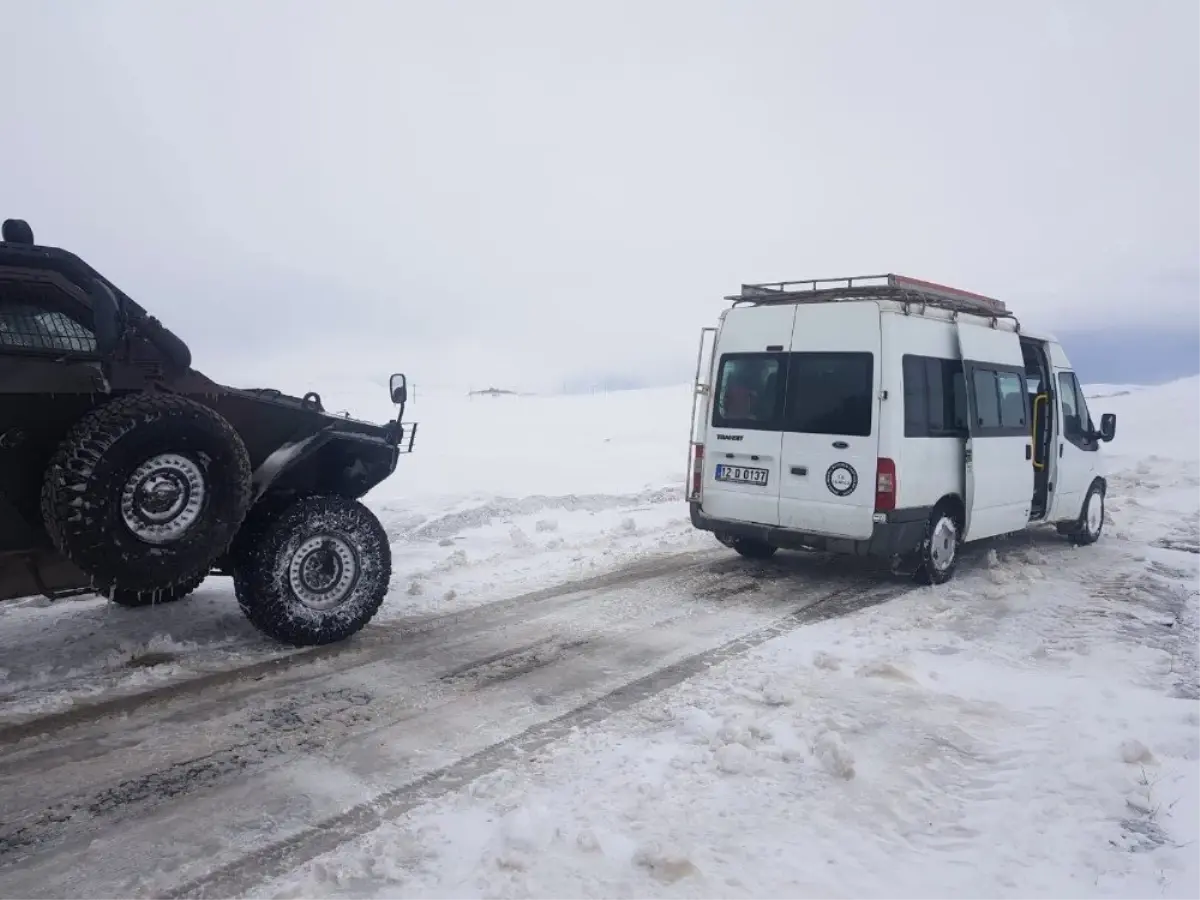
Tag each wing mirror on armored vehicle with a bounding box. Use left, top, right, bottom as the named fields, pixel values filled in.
left=389, top=373, right=408, bottom=405
left=1098, top=413, right=1116, bottom=443
left=385, top=373, right=416, bottom=449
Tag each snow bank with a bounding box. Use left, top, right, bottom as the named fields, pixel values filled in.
left=358, top=384, right=705, bottom=618
left=371, top=384, right=693, bottom=503
left=1090, top=375, right=1199, bottom=460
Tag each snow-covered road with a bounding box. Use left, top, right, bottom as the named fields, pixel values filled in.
left=1, top=550, right=912, bottom=897
left=0, top=377, right=1195, bottom=898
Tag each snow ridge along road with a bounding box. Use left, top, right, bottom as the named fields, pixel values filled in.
left=0, top=551, right=909, bottom=899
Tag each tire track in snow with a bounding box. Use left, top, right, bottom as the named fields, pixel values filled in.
left=1153, top=539, right=1200, bottom=555
left=0, top=534, right=1069, bottom=892
left=0, top=521, right=1081, bottom=743
left=0, top=548, right=721, bottom=746
left=165, top=579, right=910, bottom=900
left=0, top=590, right=736, bottom=867
left=0, top=557, right=767, bottom=865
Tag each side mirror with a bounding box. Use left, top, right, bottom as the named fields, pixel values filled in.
left=389, top=373, right=408, bottom=405
left=1099, top=412, right=1116, bottom=443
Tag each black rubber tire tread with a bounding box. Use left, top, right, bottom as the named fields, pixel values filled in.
left=911, top=504, right=962, bottom=586
left=1066, top=480, right=1105, bottom=547
left=107, top=573, right=206, bottom=608
left=732, top=538, right=778, bottom=560
left=40, top=392, right=252, bottom=593
left=233, top=494, right=391, bottom=647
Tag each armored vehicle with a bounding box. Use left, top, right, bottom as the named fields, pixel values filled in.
left=0, top=218, right=417, bottom=646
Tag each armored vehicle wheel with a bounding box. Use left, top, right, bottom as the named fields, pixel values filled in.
left=232, top=494, right=391, bottom=647
left=40, top=393, right=252, bottom=593
left=107, top=573, right=206, bottom=608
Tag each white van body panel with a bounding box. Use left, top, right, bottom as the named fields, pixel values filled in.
left=700, top=303, right=796, bottom=527
left=778, top=301, right=881, bottom=540
left=956, top=321, right=1034, bottom=541
left=1047, top=340, right=1103, bottom=522
left=879, top=310, right=964, bottom=511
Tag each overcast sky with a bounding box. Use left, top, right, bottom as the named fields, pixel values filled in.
left=5, top=0, right=1197, bottom=393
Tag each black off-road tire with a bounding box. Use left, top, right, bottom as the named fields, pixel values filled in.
left=911, top=504, right=962, bottom=586
left=40, top=393, right=252, bottom=593
left=731, top=538, right=778, bottom=560
left=107, top=573, right=206, bottom=608
left=1063, top=480, right=1105, bottom=547
left=232, top=494, right=391, bottom=647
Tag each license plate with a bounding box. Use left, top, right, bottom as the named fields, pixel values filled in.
left=714, top=464, right=769, bottom=486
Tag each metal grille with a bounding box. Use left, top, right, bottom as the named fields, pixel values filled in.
left=0, top=301, right=97, bottom=354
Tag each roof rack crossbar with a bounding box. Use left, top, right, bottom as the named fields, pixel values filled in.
left=728, top=273, right=1011, bottom=319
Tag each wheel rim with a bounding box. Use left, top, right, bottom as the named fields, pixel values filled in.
left=1085, top=489, right=1103, bottom=536
left=930, top=516, right=957, bottom=571
left=120, top=453, right=206, bottom=544
left=288, top=535, right=359, bottom=610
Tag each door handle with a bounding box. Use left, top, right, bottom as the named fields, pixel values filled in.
left=1059, top=443, right=1064, bottom=458
left=790, top=466, right=808, bottom=476
left=1025, top=444, right=1032, bottom=460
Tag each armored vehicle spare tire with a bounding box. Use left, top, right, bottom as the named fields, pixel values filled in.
left=41, top=393, right=252, bottom=593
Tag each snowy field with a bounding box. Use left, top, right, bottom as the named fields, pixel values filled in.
left=0, top=375, right=1196, bottom=899
left=261, top=376, right=1200, bottom=899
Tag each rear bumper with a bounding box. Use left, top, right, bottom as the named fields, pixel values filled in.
left=689, top=501, right=929, bottom=559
